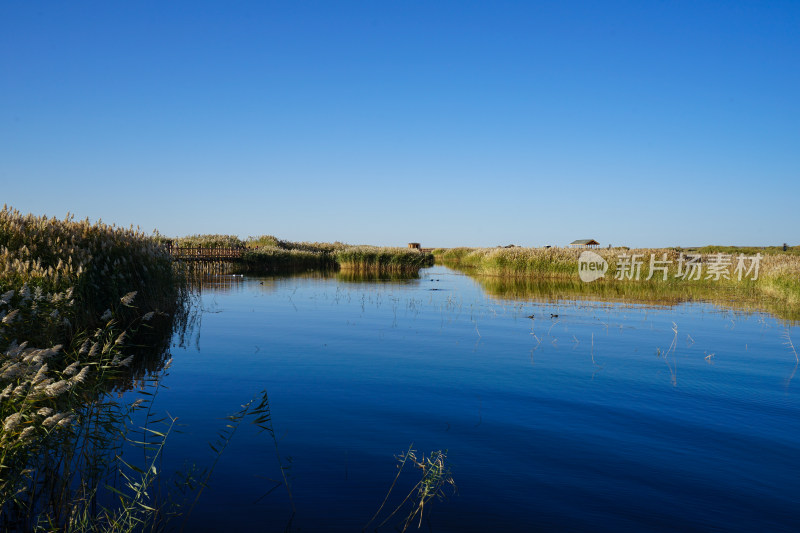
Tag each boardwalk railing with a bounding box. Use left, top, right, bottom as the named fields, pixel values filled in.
left=167, top=246, right=245, bottom=261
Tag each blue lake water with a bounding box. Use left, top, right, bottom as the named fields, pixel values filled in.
left=134, top=266, right=800, bottom=532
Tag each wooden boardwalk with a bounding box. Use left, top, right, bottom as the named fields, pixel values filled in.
left=167, top=246, right=244, bottom=261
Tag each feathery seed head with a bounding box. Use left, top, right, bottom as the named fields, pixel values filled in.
left=44, top=380, right=71, bottom=397
left=120, top=291, right=137, bottom=306
left=42, top=413, right=65, bottom=428
left=63, top=361, right=79, bottom=376
left=2, top=309, right=19, bottom=324
left=71, top=365, right=90, bottom=384
left=19, top=426, right=36, bottom=442
left=0, top=384, right=12, bottom=399
left=79, top=339, right=91, bottom=355
left=3, top=413, right=23, bottom=432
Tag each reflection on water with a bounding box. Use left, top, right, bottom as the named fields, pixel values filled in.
left=334, top=270, right=421, bottom=283
left=187, top=268, right=422, bottom=294
left=109, top=306, right=195, bottom=394
left=472, top=271, right=800, bottom=323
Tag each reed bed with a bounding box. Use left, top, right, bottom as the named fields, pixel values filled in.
left=474, top=276, right=800, bottom=321
left=697, top=244, right=800, bottom=256
left=170, top=233, right=351, bottom=253
left=335, top=246, right=435, bottom=272
left=0, top=205, right=187, bottom=529
left=238, top=235, right=341, bottom=272
left=169, top=234, right=245, bottom=249
left=0, top=305, right=179, bottom=531
left=247, top=235, right=349, bottom=253
left=169, top=232, right=434, bottom=274
left=239, top=247, right=336, bottom=273
left=0, top=206, right=181, bottom=329
left=435, top=246, right=800, bottom=315
left=240, top=245, right=432, bottom=274
left=245, top=234, right=280, bottom=248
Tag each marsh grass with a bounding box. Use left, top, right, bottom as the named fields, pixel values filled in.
left=0, top=206, right=188, bottom=530
left=365, top=445, right=456, bottom=532
left=169, top=231, right=434, bottom=274
left=436, top=246, right=800, bottom=319
left=471, top=274, right=800, bottom=322
left=696, top=244, right=800, bottom=256
left=0, top=205, right=182, bottom=328
left=0, top=304, right=179, bottom=531
left=246, top=235, right=349, bottom=253
left=335, top=247, right=434, bottom=272
left=237, top=244, right=433, bottom=274
left=62, top=413, right=178, bottom=533
left=238, top=247, right=336, bottom=273
left=168, top=234, right=244, bottom=249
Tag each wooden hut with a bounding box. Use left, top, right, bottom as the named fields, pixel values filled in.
left=570, top=239, right=600, bottom=249
left=408, top=242, right=421, bottom=250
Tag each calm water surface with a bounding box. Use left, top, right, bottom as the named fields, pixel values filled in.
left=135, top=266, right=800, bottom=532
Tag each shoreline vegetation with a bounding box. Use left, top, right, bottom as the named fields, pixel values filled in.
left=0, top=206, right=187, bottom=530
left=433, top=246, right=800, bottom=321
left=167, top=234, right=435, bottom=273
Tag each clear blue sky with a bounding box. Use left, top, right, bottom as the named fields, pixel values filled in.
left=1, top=1, right=798, bottom=248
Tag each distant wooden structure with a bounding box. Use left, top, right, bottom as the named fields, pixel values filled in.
left=408, top=242, right=421, bottom=250
left=570, top=239, right=600, bottom=249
